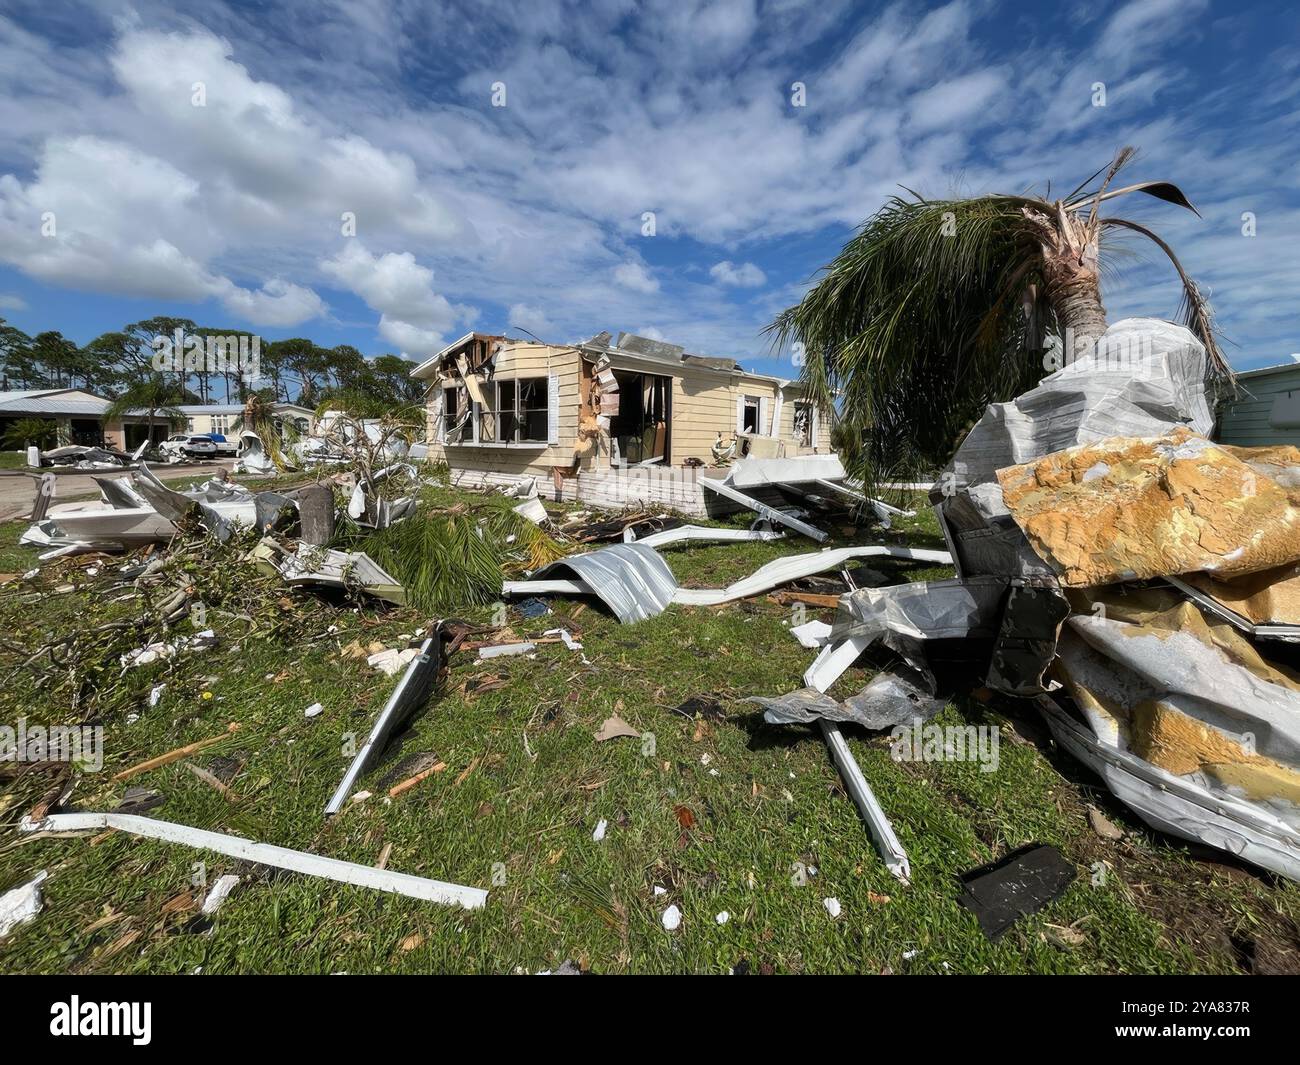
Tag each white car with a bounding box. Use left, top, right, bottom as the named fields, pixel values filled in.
left=161, top=434, right=218, bottom=459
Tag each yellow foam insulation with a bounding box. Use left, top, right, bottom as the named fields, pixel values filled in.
left=998, top=428, right=1300, bottom=587
left=1053, top=588, right=1300, bottom=803
left=1184, top=563, right=1300, bottom=625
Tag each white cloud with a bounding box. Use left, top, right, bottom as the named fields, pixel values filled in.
left=908, top=69, right=1007, bottom=133
left=507, top=302, right=557, bottom=339
left=710, top=260, right=766, bottom=287
left=321, top=241, right=463, bottom=355
left=613, top=261, right=660, bottom=293
left=0, top=293, right=26, bottom=311
left=0, top=135, right=325, bottom=325
left=218, top=278, right=326, bottom=327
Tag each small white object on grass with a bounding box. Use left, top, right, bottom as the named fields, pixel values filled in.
left=0, top=870, right=48, bottom=939
left=201, top=874, right=241, bottom=915
left=652, top=885, right=666, bottom=896
left=304, top=702, right=323, bottom=718
left=661, top=904, right=682, bottom=931
left=592, top=819, right=608, bottom=842
left=148, top=683, right=166, bottom=707
left=715, top=911, right=730, bottom=925
left=822, top=897, right=842, bottom=919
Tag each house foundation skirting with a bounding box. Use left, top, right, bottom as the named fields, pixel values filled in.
left=444, top=464, right=744, bottom=518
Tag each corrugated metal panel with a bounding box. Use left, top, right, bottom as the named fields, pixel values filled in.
left=528, top=542, right=677, bottom=623
left=1217, top=363, right=1300, bottom=448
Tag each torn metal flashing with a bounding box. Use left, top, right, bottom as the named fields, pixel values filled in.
left=1164, top=574, right=1300, bottom=642
left=699, top=473, right=829, bottom=542
left=502, top=543, right=952, bottom=622
left=326, top=630, right=446, bottom=815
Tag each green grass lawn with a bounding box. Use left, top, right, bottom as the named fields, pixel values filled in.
left=1, top=488, right=1297, bottom=974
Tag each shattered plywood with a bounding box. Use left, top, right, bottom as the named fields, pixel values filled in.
left=998, top=428, right=1300, bottom=587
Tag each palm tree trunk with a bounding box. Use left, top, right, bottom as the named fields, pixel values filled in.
left=1042, top=243, right=1108, bottom=363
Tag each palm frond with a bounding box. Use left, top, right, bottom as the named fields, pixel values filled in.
left=767, top=193, right=1049, bottom=489
left=1102, top=217, right=1232, bottom=380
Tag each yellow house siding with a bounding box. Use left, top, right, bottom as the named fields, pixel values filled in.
left=423, top=344, right=582, bottom=478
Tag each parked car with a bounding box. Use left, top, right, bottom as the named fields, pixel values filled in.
left=160, top=433, right=218, bottom=459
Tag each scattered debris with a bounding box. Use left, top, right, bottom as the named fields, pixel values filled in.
left=594, top=716, right=640, bottom=742
left=367, top=646, right=419, bottom=676
left=661, top=904, right=682, bottom=931
left=1088, top=807, right=1125, bottom=841
left=112, top=723, right=240, bottom=782
left=0, top=870, right=48, bottom=939
left=21, top=813, right=488, bottom=909
left=200, top=874, right=241, bottom=916
left=789, top=619, right=833, bottom=649
left=387, top=760, right=446, bottom=798
left=822, top=897, right=842, bottom=919
left=304, top=702, right=324, bottom=718
left=592, top=819, right=608, bottom=842
left=478, top=641, right=536, bottom=659
left=957, top=844, right=1076, bottom=941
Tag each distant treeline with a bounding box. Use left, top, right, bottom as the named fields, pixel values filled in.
left=0, top=315, right=424, bottom=410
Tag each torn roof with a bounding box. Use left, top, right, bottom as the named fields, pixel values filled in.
left=410, top=328, right=799, bottom=386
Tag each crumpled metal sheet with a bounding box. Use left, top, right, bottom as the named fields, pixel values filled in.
left=933, top=318, right=1213, bottom=581
left=504, top=544, right=952, bottom=623
left=944, top=318, right=1213, bottom=490
left=753, top=666, right=946, bottom=731
left=1050, top=589, right=1300, bottom=877
left=828, top=576, right=1007, bottom=645
left=999, top=429, right=1300, bottom=587
left=521, top=542, right=677, bottom=624
left=1040, top=696, right=1300, bottom=882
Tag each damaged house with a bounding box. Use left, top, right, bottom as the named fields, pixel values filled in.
left=411, top=331, right=833, bottom=514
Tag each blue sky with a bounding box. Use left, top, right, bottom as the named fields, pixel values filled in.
left=0, top=0, right=1298, bottom=379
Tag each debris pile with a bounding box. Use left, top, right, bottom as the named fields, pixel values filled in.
left=752, top=318, right=1300, bottom=882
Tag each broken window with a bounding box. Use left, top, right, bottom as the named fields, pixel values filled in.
left=518, top=378, right=548, bottom=442
left=793, top=401, right=814, bottom=447
left=442, top=387, right=465, bottom=442
left=742, top=395, right=760, bottom=434
left=493, top=377, right=548, bottom=444
left=497, top=380, right=516, bottom=441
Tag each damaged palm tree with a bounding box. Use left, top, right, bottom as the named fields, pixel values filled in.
left=768, top=146, right=1229, bottom=492
left=232, top=393, right=293, bottom=473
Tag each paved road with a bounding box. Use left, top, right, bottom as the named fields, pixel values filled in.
left=0, top=461, right=236, bottom=522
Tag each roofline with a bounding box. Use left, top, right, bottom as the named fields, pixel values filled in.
left=1233, top=361, right=1300, bottom=380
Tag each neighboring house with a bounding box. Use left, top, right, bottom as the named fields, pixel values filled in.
left=411, top=331, right=833, bottom=512
left=1215, top=362, right=1300, bottom=448
left=178, top=403, right=315, bottom=439
left=0, top=388, right=165, bottom=449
